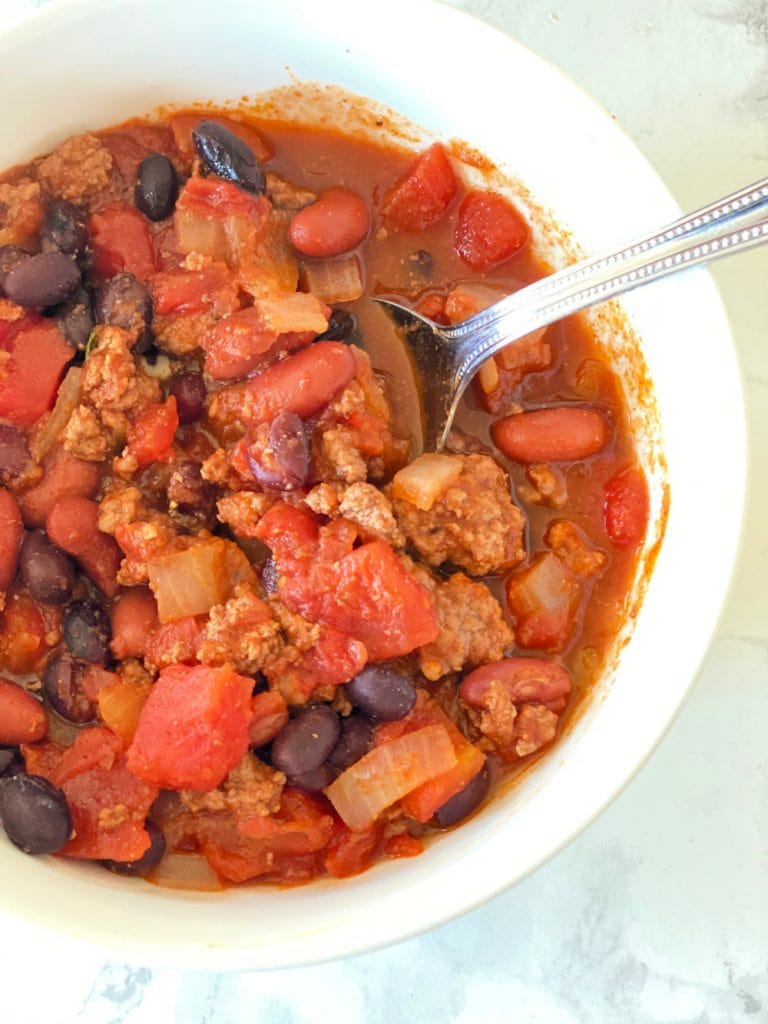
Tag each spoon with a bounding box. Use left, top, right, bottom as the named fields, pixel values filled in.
left=376, top=176, right=768, bottom=451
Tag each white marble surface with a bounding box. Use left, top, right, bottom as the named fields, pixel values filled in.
left=2, top=0, right=767, bottom=1020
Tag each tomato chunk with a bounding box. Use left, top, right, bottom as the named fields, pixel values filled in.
left=0, top=317, right=73, bottom=427
left=0, top=590, right=56, bottom=674
left=603, top=466, right=649, bottom=549
left=505, top=552, right=581, bottom=652
left=124, top=397, right=179, bottom=468
left=382, top=144, right=457, bottom=231
left=455, top=190, right=528, bottom=270
left=126, top=663, right=254, bottom=790
left=150, top=262, right=231, bottom=316
left=324, top=820, right=384, bottom=878
left=88, top=202, right=157, bottom=281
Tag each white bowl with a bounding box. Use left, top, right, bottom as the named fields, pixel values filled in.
left=0, top=0, right=745, bottom=970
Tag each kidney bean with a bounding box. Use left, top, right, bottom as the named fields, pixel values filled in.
left=0, top=245, right=30, bottom=294
left=246, top=341, right=356, bottom=424
left=432, top=763, right=491, bottom=828
left=289, top=188, right=370, bottom=258
left=103, top=820, right=166, bottom=876
left=0, top=424, right=31, bottom=484
left=95, top=272, right=153, bottom=351
left=18, top=450, right=102, bottom=528
left=56, top=286, right=94, bottom=349
left=19, top=530, right=74, bottom=605
left=40, top=200, right=87, bottom=256
left=260, top=557, right=279, bottom=595
left=42, top=651, right=95, bottom=724
left=327, top=713, right=374, bottom=771
left=46, top=496, right=122, bottom=597
left=316, top=308, right=356, bottom=343
left=247, top=412, right=310, bottom=491
left=0, top=678, right=47, bottom=745
left=135, top=153, right=178, bottom=222
left=62, top=600, right=112, bottom=666
left=168, top=372, right=207, bottom=423
left=3, top=251, right=81, bottom=309
left=0, top=488, right=23, bottom=593
left=192, top=120, right=265, bottom=194
left=166, top=461, right=214, bottom=515
left=271, top=706, right=341, bottom=777
left=0, top=774, right=72, bottom=854
left=460, top=657, right=572, bottom=713
left=287, top=763, right=338, bottom=792
left=345, top=666, right=416, bottom=721
left=491, top=406, right=608, bottom=464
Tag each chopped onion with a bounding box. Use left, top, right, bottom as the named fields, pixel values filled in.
left=391, top=453, right=463, bottom=511
left=477, top=356, right=499, bottom=395
left=30, top=366, right=82, bottom=461
left=325, top=724, right=458, bottom=831
left=255, top=291, right=329, bottom=335
left=299, top=255, right=363, bottom=303
left=175, top=208, right=228, bottom=260
left=150, top=852, right=223, bottom=891
left=148, top=538, right=256, bottom=623
left=496, top=327, right=548, bottom=371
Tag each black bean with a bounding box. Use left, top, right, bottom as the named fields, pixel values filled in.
left=432, top=763, right=491, bottom=828
left=135, top=153, right=178, bottom=222
left=102, top=820, right=166, bottom=876
left=0, top=773, right=72, bottom=854
left=0, top=423, right=31, bottom=484
left=327, top=714, right=374, bottom=771
left=3, top=251, right=80, bottom=309
left=20, top=531, right=75, bottom=605
left=62, top=600, right=111, bottom=665
left=261, top=557, right=279, bottom=595
left=167, top=461, right=213, bottom=515
left=345, top=666, right=416, bottom=721
left=42, top=651, right=95, bottom=724
left=193, top=120, right=265, bottom=194
left=287, top=763, right=338, bottom=792
left=316, top=308, right=356, bottom=342
left=40, top=200, right=87, bottom=256
left=56, top=286, right=94, bottom=349
left=248, top=412, right=310, bottom=491
left=95, top=272, right=153, bottom=351
left=168, top=372, right=206, bottom=424
left=271, top=706, right=341, bottom=776
left=0, top=245, right=30, bottom=295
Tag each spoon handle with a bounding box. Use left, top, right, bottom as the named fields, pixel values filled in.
left=449, top=176, right=768, bottom=380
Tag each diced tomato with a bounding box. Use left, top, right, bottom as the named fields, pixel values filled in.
left=0, top=488, right=22, bottom=594
left=505, top=552, right=581, bottom=652
left=88, top=202, right=157, bottom=281
left=177, top=172, right=266, bottom=220
left=382, top=144, right=457, bottom=231
left=245, top=341, right=357, bottom=424
left=383, top=832, right=424, bottom=859
left=49, top=726, right=123, bottom=786
left=144, top=615, right=203, bottom=669
left=603, top=466, right=649, bottom=549
left=18, top=448, right=102, bottom=528
left=0, top=316, right=73, bottom=427
left=0, top=590, right=56, bottom=674
left=324, top=820, right=384, bottom=878
left=81, top=665, right=120, bottom=702
left=126, top=663, right=254, bottom=790
left=0, top=678, right=47, bottom=745
left=150, top=262, right=231, bottom=316
left=254, top=501, right=321, bottom=560
left=197, top=789, right=334, bottom=884
left=322, top=540, right=438, bottom=661
left=124, top=397, right=179, bottom=468
left=415, top=291, right=448, bottom=324
left=455, top=190, right=528, bottom=270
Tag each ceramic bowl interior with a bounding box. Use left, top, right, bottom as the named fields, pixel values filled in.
left=0, top=0, right=745, bottom=970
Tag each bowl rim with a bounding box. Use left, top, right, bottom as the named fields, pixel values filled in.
left=0, top=0, right=748, bottom=971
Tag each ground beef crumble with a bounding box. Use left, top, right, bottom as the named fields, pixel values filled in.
left=180, top=754, right=285, bottom=815
left=196, top=583, right=284, bottom=674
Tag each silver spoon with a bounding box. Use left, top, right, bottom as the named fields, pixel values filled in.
left=377, top=176, right=768, bottom=451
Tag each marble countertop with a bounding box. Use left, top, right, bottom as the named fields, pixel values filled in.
left=2, top=0, right=767, bottom=1021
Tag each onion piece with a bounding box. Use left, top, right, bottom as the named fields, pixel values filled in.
left=175, top=208, right=228, bottom=260
left=391, top=453, right=463, bottom=511
left=299, top=255, right=363, bottom=303
left=150, top=852, right=224, bottom=891
left=148, top=538, right=256, bottom=623
left=30, top=366, right=82, bottom=462
left=477, top=356, right=499, bottom=395
left=325, top=724, right=458, bottom=831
